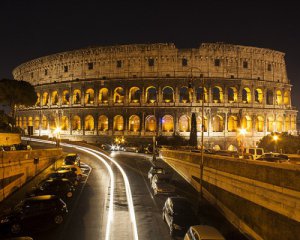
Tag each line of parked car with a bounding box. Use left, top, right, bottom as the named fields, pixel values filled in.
left=147, top=166, right=225, bottom=239
left=0, top=153, right=84, bottom=238
left=101, top=143, right=158, bottom=154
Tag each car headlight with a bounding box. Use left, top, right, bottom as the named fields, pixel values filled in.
left=1, top=217, right=9, bottom=224
left=173, top=223, right=182, bottom=230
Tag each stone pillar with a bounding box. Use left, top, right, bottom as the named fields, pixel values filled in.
left=264, top=113, right=267, bottom=135
left=224, top=111, right=228, bottom=133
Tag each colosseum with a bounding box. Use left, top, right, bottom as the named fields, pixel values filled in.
left=13, top=43, right=298, bottom=150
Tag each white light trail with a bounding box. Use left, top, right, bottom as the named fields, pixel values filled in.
left=22, top=137, right=138, bottom=240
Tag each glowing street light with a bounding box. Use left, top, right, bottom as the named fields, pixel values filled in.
left=238, top=128, right=247, bottom=156
left=273, top=135, right=279, bottom=152
left=54, top=127, right=61, bottom=147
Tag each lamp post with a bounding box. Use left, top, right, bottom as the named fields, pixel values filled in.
left=54, top=127, right=61, bottom=147
left=239, top=128, right=247, bottom=156
left=273, top=135, right=279, bottom=153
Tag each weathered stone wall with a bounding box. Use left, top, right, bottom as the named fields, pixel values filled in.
left=0, top=133, right=21, bottom=146
left=160, top=149, right=300, bottom=240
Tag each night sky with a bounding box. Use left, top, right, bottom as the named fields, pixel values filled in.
left=1, top=1, right=299, bottom=113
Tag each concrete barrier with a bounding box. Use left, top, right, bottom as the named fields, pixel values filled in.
left=160, top=150, right=300, bottom=240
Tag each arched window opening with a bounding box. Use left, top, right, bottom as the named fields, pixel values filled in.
left=228, top=116, right=238, bottom=132
left=284, top=91, right=289, bottom=105
left=42, top=92, right=49, bottom=106
left=196, top=87, right=208, bottom=103
left=196, top=116, right=208, bottom=132
left=34, top=116, right=40, bottom=130
left=49, top=117, right=58, bottom=130
left=242, top=88, right=251, bottom=103
left=213, top=145, right=221, bottom=151
left=61, top=116, right=69, bottom=131
left=85, top=89, right=95, bottom=104
left=212, top=86, right=223, bottom=103
left=42, top=116, right=48, bottom=130
left=62, top=90, right=70, bottom=105
left=84, top=115, right=94, bottom=131
left=36, top=93, right=41, bottom=106
left=113, top=115, right=124, bottom=131
left=276, top=116, right=283, bottom=132
left=129, top=115, right=140, bottom=132
left=276, top=90, right=282, bottom=105
left=23, top=117, right=27, bottom=128
left=254, top=88, right=263, bottom=103
left=98, top=115, right=108, bottom=131
left=129, top=87, right=141, bottom=103
left=145, top=115, right=156, bottom=132
left=179, top=87, right=189, bottom=103
left=266, top=90, right=273, bottom=105
left=51, top=91, right=59, bottom=105
left=146, top=87, right=157, bottom=103
left=256, top=116, right=264, bottom=132
left=179, top=115, right=190, bottom=132
left=73, top=89, right=81, bottom=104
left=267, top=116, right=274, bottom=132
left=162, top=115, right=174, bottom=132
left=212, top=115, right=224, bottom=132
left=162, top=87, right=174, bottom=103
left=28, top=117, right=33, bottom=127
left=72, top=115, right=81, bottom=130
left=228, top=145, right=237, bottom=151
left=114, top=87, right=125, bottom=103
left=99, top=88, right=109, bottom=103
left=228, top=87, right=238, bottom=103
left=285, top=116, right=291, bottom=131
left=241, top=116, right=252, bottom=132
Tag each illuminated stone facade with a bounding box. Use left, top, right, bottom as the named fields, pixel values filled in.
left=13, top=43, right=297, bottom=149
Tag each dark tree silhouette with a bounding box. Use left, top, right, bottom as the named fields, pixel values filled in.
left=189, top=112, right=197, bottom=147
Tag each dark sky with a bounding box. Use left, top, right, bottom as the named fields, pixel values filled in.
left=1, top=0, right=299, bottom=112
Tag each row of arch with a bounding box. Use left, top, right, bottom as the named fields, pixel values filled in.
left=16, top=114, right=296, bottom=133
left=35, top=86, right=290, bottom=106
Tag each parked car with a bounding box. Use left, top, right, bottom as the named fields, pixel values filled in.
left=57, top=165, right=83, bottom=179
left=27, top=178, right=75, bottom=199
left=243, top=147, right=264, bottom=160
left=100, top=143, right=111, bottom=151
left=256, top=153, right=290, bottom=163
left=214, top=150, right=238, bottom=158
left=123, top=144, right=140, bottom=153
left=64, top=153, right=80, bottom=166
left=184, top=225, right=225, bottom=240
left=162, top=196, right=198, bottom=236
left=148, top=166, right=165, bottom=183
left=151, top=174, right=175, bottom=196
left=47, top=170, right=80, bottom=186
left=0, top=195, right=67, bottom=235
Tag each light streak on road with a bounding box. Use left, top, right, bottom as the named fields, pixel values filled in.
left=22, top=137, right=138, bottom=240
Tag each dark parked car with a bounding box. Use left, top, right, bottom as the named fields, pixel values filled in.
left=64, top=153, right=80, bottom=166
left=162, top=196, right=198, bottom=236
left=47, top=169, right=80, bottom=186
left=256, top=153, right=290, bottom=163
left=0, top=195, right=67, bottom=235
left=27, top=178, right=75, bottom=199
left=148, top=166, right=165, bottom=183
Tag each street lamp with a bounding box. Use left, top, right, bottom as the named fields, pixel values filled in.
left=238, top=128, right=247, bottom=156
left=54, top=127, right=61, bottom=147
left=273, top=135, right=279, bottom=153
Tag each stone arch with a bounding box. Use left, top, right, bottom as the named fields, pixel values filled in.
left=145, top=115, right=156, bottom=132
left=285, top=116, right=291, bottom=131
left=36, top=93, right=41, bottom=106
left=49, top=116, right=58, bottom=130
left=34, top=116, right=40, bottom=130
left=162, top=115, right=174, bottom=132
left=283, top=91, right=290, bottom=105
left=228, top=144, right=237, bottom=151
left=23, top=117, right=27, bottom=128
left=84, top=115, right=94, bottom=131
left=42, top=92, right=49, bottom=106
left=242, top=87, right=251, bottom=103
left=61, top=116, right=69, bottom=131
left=276, top=90, right=282, bottom=105
left=212, top=86, right=223, bottom=103
left=72, top=115, right=81, bottom=130
left=254, top=88, right=263, bottom=103
left=129, top=115, right=140, bottom=132
left=114, top=87, right=125, bottom=103
left=212, top=115, right=224, bottom=132
left=85, top=88, right=95, bottom=104
left=196, top=87, right=208, bottom=103
left=99, top=88, right=109, bottom=103
left=241, top=116, right=252, bottom=132
left=98, top=115, right=108, bottom=131
left=228, top=87, right=238, bottom=103
left=213, top=145, right=221, bottom=151
left=51, top=91, right=59, bottom=105
left=28, top=117, right=33, bottom=127
left=256, top=116, right=264, bottom=132
left=276, top=116, right=283, bottom=132
left=42, top=115, right=48, bottom=130
left=129, top=87, right=141, bottom=103
left=73, top=89, right=81, bottom=104
left=62, top=90, right=70, bottom=105
left=228, top=115, right=238, bottom=132
left=266, top=90, right=273, bottom=105
left=196, top=116, right=208, bottom=132
left=179, top=86, right=189, bottom=103
left=113, top=115, right=124, bottom=131
left=162, top=86, right=174, bottom=103
left=179, top=115, right=190, bottom=132
left=145, top=86, right=157, bottom=103
left=267, top=116, right=274, bottom=132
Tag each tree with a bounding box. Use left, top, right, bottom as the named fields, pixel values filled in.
left=0, top=79, right=37, bottom=128
left=189, top=112, right=197, bottom=147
